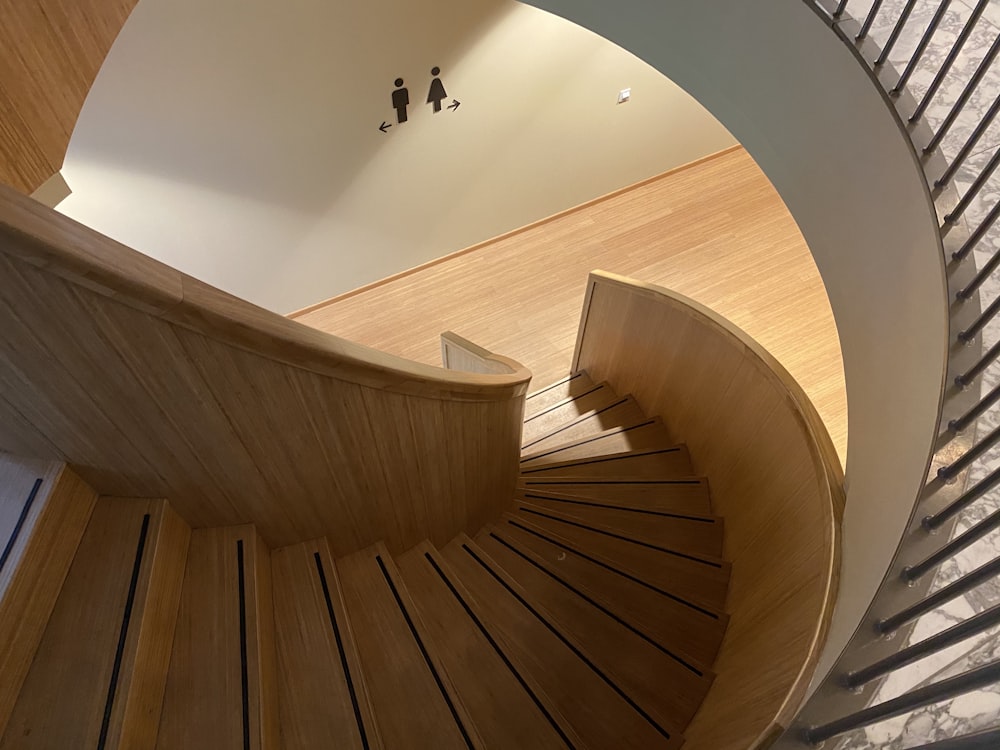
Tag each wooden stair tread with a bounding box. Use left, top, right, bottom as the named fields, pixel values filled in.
left=395, top=541, right=576, bottom=749
left=438, top=536, right=684, bottom=750
left=490, top=516, right=728, bottom=666
left=474, top=527, right=712, bottom=729
left=516, top=480, right=712, bottom=515
left=0, top=460, right=96, bottom=737
left=519, top=446, right=694, bottom=479
left=336, top=543, right=473, bottom=750
left=1, top=498, right=188, bottom=750
left=272, top=539, right=381, bottom=750
left=156, top=526, right=278, bottom=750
left=522, top=382, right=621, bottom=445
left=522, top=397, right=647, bottom=454
left=510, top=510, right=730, bottom=611
left=524, top=371, right=597, bottom=420
left=513, top=497, right=724, bottom=558
left=520, top=418, right=673, bottom=467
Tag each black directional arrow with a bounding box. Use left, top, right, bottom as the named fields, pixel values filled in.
left=379, top=121, right=392, bottom=133
left=447, top=100, right=461, bottom=112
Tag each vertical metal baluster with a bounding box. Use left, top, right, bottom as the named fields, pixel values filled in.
left=937, top=92, right=1000, bottom=187
left=925, top=33, right=1000, bottom=154
left=877, top=0, right=919, bottom=67
left=946, top=146, right=1000, bottom=224
left=857, top=0, right=886, bottom=40
left=953, top=199, right=1000, bottom=266
left=893, top=0, right=954, bottom=94
left=911, top=0, right=990, bottom=123
left=834, top=0, right=850, bottom=19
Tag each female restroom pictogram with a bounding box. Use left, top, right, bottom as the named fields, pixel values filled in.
left=427, top=67, right=447, bottom=113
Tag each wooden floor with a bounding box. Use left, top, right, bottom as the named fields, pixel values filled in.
left=293, top=146, right=848, bottom=464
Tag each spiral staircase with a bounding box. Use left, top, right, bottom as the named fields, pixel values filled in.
left=0, top=373, right=732, bottom=749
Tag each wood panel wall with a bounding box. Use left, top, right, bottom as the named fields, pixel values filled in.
left=0, top=0, right=138, bottom=194
left=573, top=271, right=843, bottom=750
left=0, top=183, right=531, bottom=553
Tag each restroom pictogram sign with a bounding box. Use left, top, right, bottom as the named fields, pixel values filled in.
left=379, top=66, right=461, bottom=133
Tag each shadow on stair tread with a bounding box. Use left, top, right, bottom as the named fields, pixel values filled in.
left=519, top=417, right=673, bottom=467
left=519, top=446, right=694, bottom=479
left=521, top=396, right=646, bottom=454
left=523, top=371, right=597, bottom=421
left=489, top=515, right=728, bottom=667
left=513, top=497, right=724, bottom=558
left=516, top=480, right=712, bottom=516
left=521, top=382, right=622, bottom=445
left=508, top=510, right=730, bottom=612
left=437, top=534, right=686, bottom=750
left=473, top=528, right=713, bottom=729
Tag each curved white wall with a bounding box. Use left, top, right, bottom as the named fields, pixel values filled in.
left=522, top=0, right=948, bottom=685
left=56, top=0, right=735, bottom=314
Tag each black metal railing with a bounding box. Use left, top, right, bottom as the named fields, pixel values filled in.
left=778, top=1, right=1000, bottom=747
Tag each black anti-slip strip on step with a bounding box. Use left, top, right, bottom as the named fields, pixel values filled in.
left=462, top=544, right=674, bottom=741
left=423, top=552, right=577, bottom=749
left=97, top=513, right=150, bottom=750
left=524, top=383, right=604, bottom=423
left=237, top=540, right=251, bottom=750
left=314, top=552, right=370, bottom=750
left=518, top=507, right=724, bottom=568
left=522, top=493, right=716, bottom=523
left=375, top=555, right=474, bottom=749
left=520, top=419, right=658, bottom=463
left=489, top=532, right=705, bottom=677
left=520, top=447, right=680, bottom=473
left=0, top=477, right=43, bottom=573
left=523, top=398, right=629, bottom=448
left=507, top=520, right=720, bottom=619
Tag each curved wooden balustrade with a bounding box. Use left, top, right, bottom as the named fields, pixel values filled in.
left=0, top=183, right=531, bottom=552
left=573, top=270, right=844, bottom=750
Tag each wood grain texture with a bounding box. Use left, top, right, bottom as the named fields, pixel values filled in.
left=0, top=498, right=181, bottom=750
left=489, top=515, right=728, bottom=667
left=395, top=541, right=572, bottom=749
left=519, top=418, right=671, bottom=466
left=0, top=0, right=138, bottom=193
left=573, top=271, right=843, bottom=750
left=0, top=461, right=95, bottom=738
left=439, top=535, right=684, bottom=750
left=110, top=502, right=190, bottom=750
left=156, top=526, right=274, bottom=750
left=473, top=529, right=708, bottom=731
left=0, top=181, right=529, bottom=551
left=295, top=147, right=847, bottom=466
left=336, top=544, right=472, bottom=750
left=271, top=539, right=382, bottom=750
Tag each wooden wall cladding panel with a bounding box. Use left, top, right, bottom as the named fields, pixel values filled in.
left=0, top=497, right=185, bottom=750
left=573, top=271, right=843, bottom=750
left=0, top=0, right=139, bottom=194
left=0, top=459, right=97, bottom=738
left=156, top=526, right=275, bottom=750
left=0, top=183, right=529, bottom=551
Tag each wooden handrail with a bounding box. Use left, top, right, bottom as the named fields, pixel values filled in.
left=574, top=270, right=843, bottom=750
left=0, top=184, right=531, bottom=401
left=440, top=332, right=524, bottom=375
left=0, top=184, right=531, bottom=552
